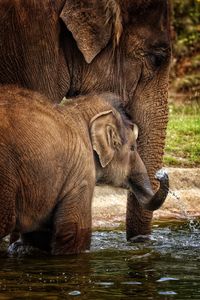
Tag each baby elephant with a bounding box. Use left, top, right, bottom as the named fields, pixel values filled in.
left=0, top=86, right=169, bottom=255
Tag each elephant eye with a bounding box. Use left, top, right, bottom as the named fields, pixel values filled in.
left=148, top=49, right=169, bottom=68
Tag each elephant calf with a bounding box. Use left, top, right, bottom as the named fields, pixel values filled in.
left=0, top=85, right=169, bottom=255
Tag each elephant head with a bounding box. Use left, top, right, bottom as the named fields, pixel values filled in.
left=89, top=110, right=169, bottom=212
left=60, top=0, right=172, bottom=240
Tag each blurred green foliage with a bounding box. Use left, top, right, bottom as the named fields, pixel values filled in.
left=173, top=0, right=200, bottom=57
left=174, top=73, right=200, bottom=93
left=166, top=2, right=200, bottom=166
left=170, top=0, right=200, bottom=99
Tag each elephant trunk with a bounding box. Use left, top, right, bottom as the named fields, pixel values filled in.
left=129, top=152, right=169, bottom=211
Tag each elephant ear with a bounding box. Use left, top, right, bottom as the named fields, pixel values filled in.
left=90, top=110, right=123, bottom=168
left=60, top=0, right=123, bottom=63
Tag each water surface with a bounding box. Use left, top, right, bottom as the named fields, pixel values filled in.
left=0, top=221, right=199, bottom=299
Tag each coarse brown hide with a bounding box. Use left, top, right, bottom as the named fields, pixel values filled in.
left=0, top=86, right=169, bottom=255
left=0, top=0, right=171, bottom=240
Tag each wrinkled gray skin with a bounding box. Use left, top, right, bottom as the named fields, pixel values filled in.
left=0, top=0, right=171, bottom=240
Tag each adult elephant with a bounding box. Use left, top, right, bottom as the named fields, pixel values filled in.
left=0, top=0, right=171, bottom=241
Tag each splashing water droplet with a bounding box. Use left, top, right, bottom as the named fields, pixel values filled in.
left=158, top=291, right=177, bottom=295
left=68, top=291, right=81, bottom=296
left=167, top=188, right=199, bottom=231
left=157, top=277, right=179, bottom=282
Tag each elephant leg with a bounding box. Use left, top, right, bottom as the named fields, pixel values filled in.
left=9, top=217, right=53, bottom=255
left=126, top=192, right=153, bottom=241
left=7, top=231, right=50, bottom=256
left=20, top=230, right=52, bottom=252
left=51, top=186, right=92, bottom=255
left=0, top=183, right=16, bottom=240
left=8, top=230, right=52, bottom=256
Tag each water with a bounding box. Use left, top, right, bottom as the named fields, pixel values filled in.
left=0, top=221, right=199, bottom=299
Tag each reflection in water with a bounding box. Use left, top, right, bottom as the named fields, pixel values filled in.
left=0, top=221, right=199, bottom=299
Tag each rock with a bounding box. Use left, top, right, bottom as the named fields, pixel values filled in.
left=92, top=168, right=200, bottom=228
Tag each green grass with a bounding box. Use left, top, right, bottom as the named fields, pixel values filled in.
left=164, top=102, right=200, bottom=167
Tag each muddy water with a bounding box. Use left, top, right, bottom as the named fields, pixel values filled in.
left=0, top=221, right=199, bottom=299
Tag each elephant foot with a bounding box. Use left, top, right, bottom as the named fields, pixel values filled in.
left=128, top=234, right=150, bottom=243
left=8, top=240, right=47, bottom=257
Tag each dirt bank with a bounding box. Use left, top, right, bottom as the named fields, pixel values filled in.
left=92, top=168, right=200, bottom=229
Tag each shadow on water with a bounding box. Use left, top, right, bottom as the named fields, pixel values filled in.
left=0, top=220, right=200, bottom=299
